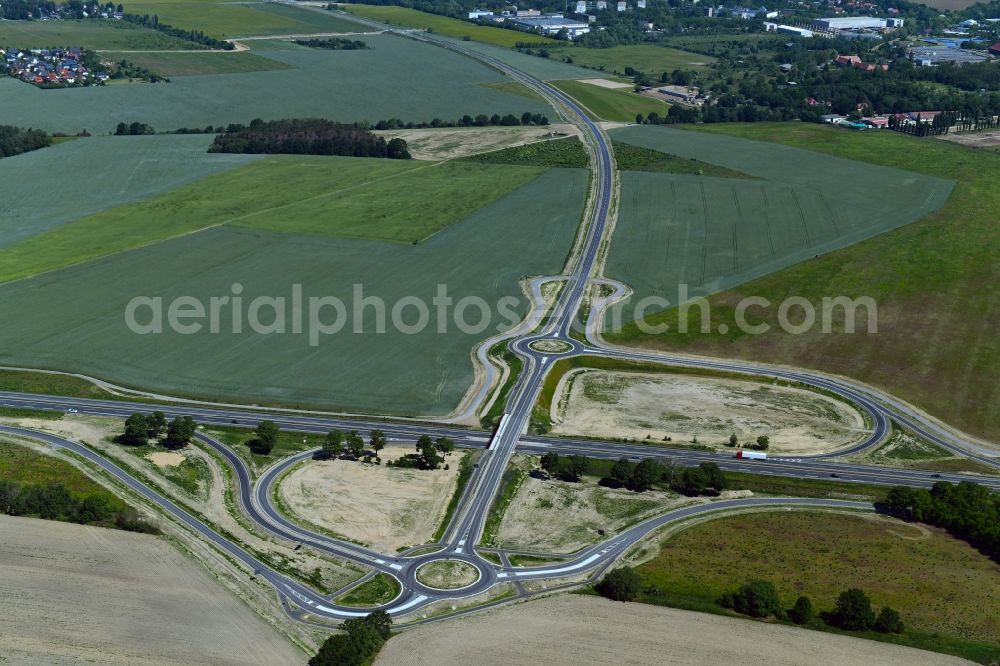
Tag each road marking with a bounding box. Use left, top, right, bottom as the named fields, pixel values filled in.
left=391, top=594, right=428, bottom=614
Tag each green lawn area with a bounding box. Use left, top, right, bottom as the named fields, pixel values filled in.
left=550, top=79, right=667, bottom=122
left=607, top=122, right=1000, bottom=441
left=341, top=3, right=556, bottom=47
left=106, top=51, right=292, bottom=76
left=0, top=440, right=125, bottom=510
left=0, top=35, right=551, bottom=134
left=0, top=369, right=114, bottom=400
left=0, top=18, right=206, bottom=50
left=613, top=140, right=750, bottom=177
left=634, top=510, right=1000, bottom=663
left=547, top=44, right=715, bottom=77
left=464, top=137, right=590, bottom=168
left=336, top=573, right=401, bottom=607
left=0, top=168, right=587, bottom=415
left=0, top=156, right=545, bottom=283
left=123, top=0, right=364, bottom=37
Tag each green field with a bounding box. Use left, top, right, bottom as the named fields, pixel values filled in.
left=106, top=50, right=293, bottom=76
left=548, top=44, right=715, bottom=77
left=0, top=156, right=546, bottom=283
left=124, top=0, right=364, bottom=37
left=0, top=35, right=551, bottom=134
left=604, top=126, right=951, bottom=317
left=551, top=79, right=667, bottom=122
left=613, top=140, right=749, bottom=177
left=634, top=511, right=1000, bottom=662
left=341, top=3, right=556, bottom=47
left=0, top=18, right=206, bottom=50
left=607, top=123, right=1000, bottom=441
left=464, top=137, right=590, bottom=168
left=0, top=135, right=258, bottom=250
left=0, top=168, right=587, bottom=414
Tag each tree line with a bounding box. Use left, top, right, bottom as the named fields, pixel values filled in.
left=0, top=480, right=160, bottom=534
left=370, top=111, right=549, bottom=131
left=122, top=13, right=235, bottom=50
left=0, top=125, right=51, bottom=159
left=208, top=118, right=411, bottom=159
left=293, top=37, right=370, bottom=50
left=540, top=452, right=727, bottom=496
left=309, top=610, right=392, bottom=666
left=884, top=481, right=999, bottom=562
left=597, top=569, right=903, bottom=635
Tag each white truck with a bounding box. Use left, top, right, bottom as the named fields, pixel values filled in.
left=736, top=450, right=767, bottom=461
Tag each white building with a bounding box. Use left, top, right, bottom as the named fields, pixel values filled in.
left=596, top=0, right=607, bottom=9
left=576, top=1, right=587, bottom=13
left=617, top=0, right=627, bottom=10
left=813, top=17, right=888, bottom=31
left=765, top=22, right=814, bottom=37
left=468, top=9, right=494, bottom=19
left=510, top=15, right=592, bottom=38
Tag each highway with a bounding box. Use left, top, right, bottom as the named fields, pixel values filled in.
left=1, top=7, right=997, bottom=625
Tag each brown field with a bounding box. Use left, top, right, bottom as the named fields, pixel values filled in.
left=277, top=444, right=461, bottom=553
left=937, top=130, right=1000, bottom=150
left=374, top=124, right=578, bottom=160
left=0, top=515, right=303, bottom=665
left=375, top=595, right=970, bottom=666
left=549, top=370, right=866, bottom=454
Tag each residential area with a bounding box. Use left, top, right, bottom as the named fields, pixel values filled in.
left=2, top=46, right=107, bottom=86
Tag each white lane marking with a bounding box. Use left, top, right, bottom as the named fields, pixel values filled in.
left=391, top=594, right=428, bottom=614
left=514, top=552, right=603, bottom=577
left=389, top=563, right=403, bottom=571
left=466, top=436, right=489, bottom=442
left=497, top=573, right=508, bottom=579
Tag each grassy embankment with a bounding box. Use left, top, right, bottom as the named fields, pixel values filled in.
left=629, top=510, right=1000, bottom=663
left=341, top=4, right=556, bottom=48
left=550, top=79, right=667, bottom=122
left=607, top=123, right=1000, bottom=441
left=125, top=0, right=362, bottom=37
left=546, top=44, right=715, bottom=77
left=336, top=573, right=401, bottom=607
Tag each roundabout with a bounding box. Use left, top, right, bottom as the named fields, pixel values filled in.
left=414, top=559, right=483, bottom=591
left=527, top=339, right=575, bottom=354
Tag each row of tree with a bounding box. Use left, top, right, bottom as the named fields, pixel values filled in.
left=0, top=480, right=159, bottom=534
left=597, top=570, right=902, bottom=635
left=720, top=580, right=903, bottom=633
left=114, top=121, right=155, bottom=135
left=119, top=411, right=196, bottom=449
left=0, top=125, right=51, bottom=159
left=540, top=453, right=727, bottom=496
left=309, top=610, right=392, bottom=666
left=725, top=433, right=769, bottom=451
left=390, top=434, right=455, bottom=470
left=208, top=118, right=411, bottom=159
left=293, top=37, right=370, bottom=50
left=122, top=13, right=235, bottom=50
left=370, top=111, right=550, bottom=131
left=315, top=428, right=386, bottom=462
left=884, top=481, right=999, bottom=561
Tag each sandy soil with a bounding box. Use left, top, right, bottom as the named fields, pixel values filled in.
left=277, top=444, right=461, bottom=553
left=937, top=129, right=1000, bottom=149
left=373, top=124, right=578, bottom=160
left=581, top=77, right=633, bottom=89
left=146, top=450, right=186, bottom=467
left=0, top=515, right=303, bottom=666
left=376, top=595, right=971, bottom=666
left=550, top=371, right=867, bottom=454
left=0, top=414, right=118, bottom=447
left=497, top=470, right=697, bottom=553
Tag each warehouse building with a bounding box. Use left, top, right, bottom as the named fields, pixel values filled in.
left=813, top=16, right=887, bottom=31
left=509, top=15, right=591, bottom=38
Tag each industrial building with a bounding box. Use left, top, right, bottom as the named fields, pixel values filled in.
left=764, top=22, right=814, bottom=37
left=909, top=46, right=991, bottom=65
left=813, top=17, right=887, bottom=31
left=509, top=14, right=591, bottom=38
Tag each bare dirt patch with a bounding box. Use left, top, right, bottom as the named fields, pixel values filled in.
left=374, top=124, right=578, bottom=160
left=580, top=77, right=633, bottom=89
left=550, top=370, right=867, bottom=454
left=375, top=594, right=969, bottom=666
left=0, top=515, right=303, bottom=666
left=937, top=130, right=1000, bottom=150
left=497, top=470, right=697, bottom=553
left=146, top=450, right=186, bottom=467
left=416, top=560, right=480, bottom=589
left=277, top=444, right=461, bottom=553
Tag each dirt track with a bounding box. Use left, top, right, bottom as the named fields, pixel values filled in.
left=375, top=595, right=971, bottom=666
left=0, top=515, right=302, bottom=665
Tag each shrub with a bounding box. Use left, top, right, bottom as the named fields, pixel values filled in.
left=596, top=567, right=642, bottom=602
left=789, top=595, right=813, bottom=625
left=718, top=579, right=783, bottom=618
left=832, top=588, right=875, bottom=631
left=874, top=606, right=904, bottom=633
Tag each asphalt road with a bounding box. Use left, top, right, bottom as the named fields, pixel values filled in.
left=1, top=10, right=996, bottom=624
